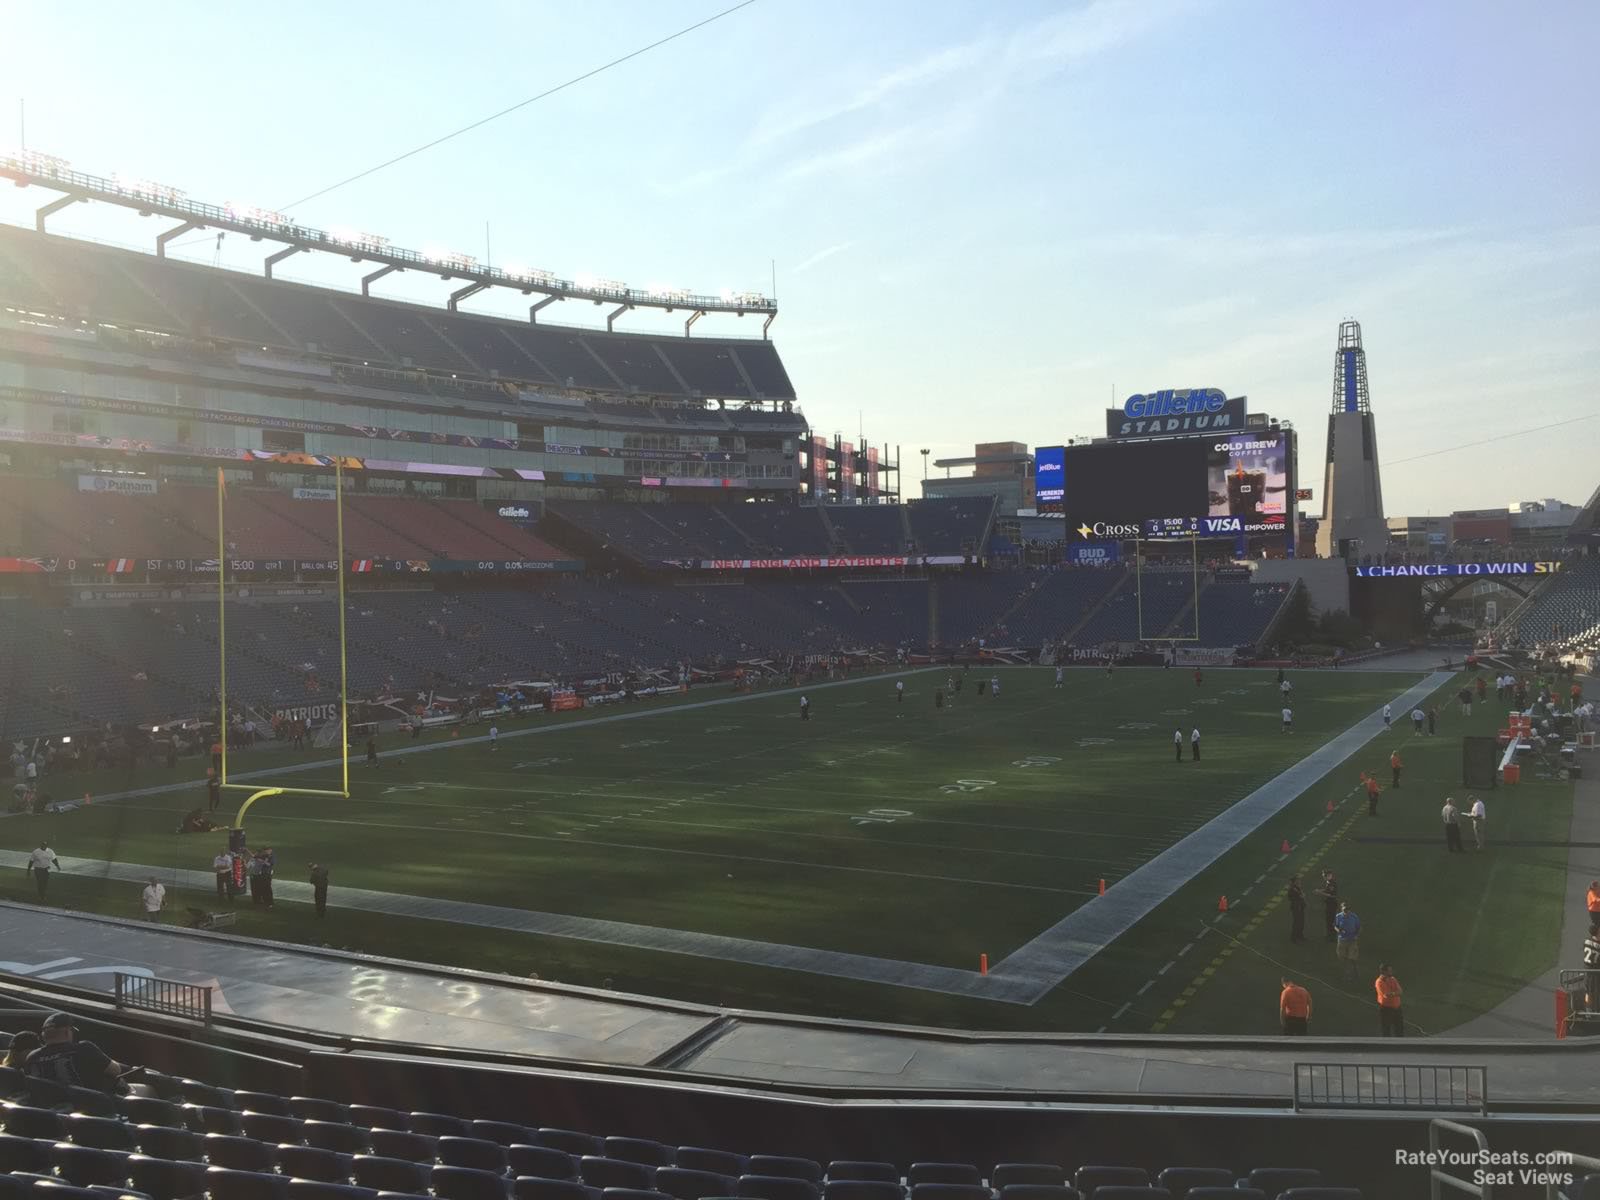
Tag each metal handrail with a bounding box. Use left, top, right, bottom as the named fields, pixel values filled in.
left=112, top=972, right=213, bottom=1024
left=1294, top=1062, right=1486, bottom=1114
left=1430, top=1118, right=1492, bottom=1200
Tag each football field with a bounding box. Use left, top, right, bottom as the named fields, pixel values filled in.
left=0, top=666, right=1574, bottom=1036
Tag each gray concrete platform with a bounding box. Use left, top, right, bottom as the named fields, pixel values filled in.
left=0, top=903, right=1592, bottom=1105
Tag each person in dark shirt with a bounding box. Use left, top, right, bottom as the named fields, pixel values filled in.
left=309, top=862, right=331, bottom=919
left=25, top=1012, right=126, bottom=1093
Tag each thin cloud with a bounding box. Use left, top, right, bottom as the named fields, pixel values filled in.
left=792, top=241, right=856, bottom=274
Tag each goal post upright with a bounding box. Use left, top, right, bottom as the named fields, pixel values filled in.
left=216, top=467, right=228, bottom=786
left=337, top=459, right=349, bottom=801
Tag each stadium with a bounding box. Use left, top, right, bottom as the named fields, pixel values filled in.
left=1, top=57, right=1598, bottom=1200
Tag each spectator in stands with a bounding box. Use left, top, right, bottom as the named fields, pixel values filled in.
left=1279, top=977, right=1312, bottom=1035
left=26, top=840, right=59, bottom=901
left=25, top=1012, right=129, bottom=1093
left=1586, top=880, right=1599, bottom=936
left=140, top=876, right=165, bottom=922
left=1375, top=963, right=1405, bottom=1037
left=1427, top=706, right=1438, bottom=735
left=3, top=1031, right=40, bottom=1069
left=309, top=862, right=331, bottom=919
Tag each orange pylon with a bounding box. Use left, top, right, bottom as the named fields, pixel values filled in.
left=979, top=953, right=989, bottom=975
left=1098, top=878, right=1107, bottom=896
left=1217, top=894, right=1229, bottom=913
left=1280, top=838, right=1292, bottom=854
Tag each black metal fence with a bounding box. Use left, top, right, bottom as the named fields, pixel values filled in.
left=112, top=973, right=213, bottom=1024
left=1294, top=1062, right=1487, bottom=1114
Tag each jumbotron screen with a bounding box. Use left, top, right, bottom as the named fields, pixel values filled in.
left=1035, top=430, right=1292, bottom=540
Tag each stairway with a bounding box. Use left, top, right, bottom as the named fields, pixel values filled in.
left=1060, top=571, right=1132, bottom=644
left=816, top=506, right=846, bottom=553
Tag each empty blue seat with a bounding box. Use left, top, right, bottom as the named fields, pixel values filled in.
left=539, top=1130, right=606, bottom=1159
left=277, top=1144, right=353, bottom=1183
left=349, top=1108, right=409, bottom=1133
left=433, top=1164, right=512, bottom=1200
left=739, top=1178, right=820, bottom=1200
left=439, top=1137, right=509, bottom=1175
left=0, top=1067, right=25, bottom=1099
left=303, top=1123, right=368, bottom=1156
left=62, top=1089, right=120, bottom=1120
left=410, top=1113, right=473, bottom=1140
left=50, top=1143, right=132, bottom=1188
left=3, top=1106, right=66, bottom=1141
left=514, top=1182, right=601, bottom=1200
left=120, top=1099, right=184, bottom=1130
left=825, top=1184, right=904, bottom=1200
left=353, top=1154, right=431, bottom=1193
left=177, top=1081, right=234, bottom=1110
left=233, top=1092, right=294, bottom=1118
left=473, top=1121, right=533, bottom=1148
left=65, top=1117, right=137, bottom=1153
left=677, top=1150, right=747, bottom=1178
left=608, top=1139, right=676, bottom=1168
left=511, top=1145, right=580, bottom=1180
left=1561, top=1176, right=1600, bottom=1200
left=600, top=1190, right=671, bottom=1200
left=368, top=1129, right=436, bottom=1163
left=658, top=1168, right=739, bottom=1200
left=203, top=1166, right=289, bottom=1200
left=285, top=1184, right=379, bottom=1200
left=290, top=1098, right=351, bottom=1125
left=1072, top=1169, right=1148, bottom=1198
left=583, top=1157, right=655, bottom=1190
left=827, top=1166, right=898, bottom=1185
left=750, top=1159, right=822, bottom=1185
left=997, top=1187, right=1076, bottom=1200
left=242, top=1114, right=304, bottom=1146
left=1154, top=1170, right=1232, bottom=1199
left=203, top=1133, right=277, bottom=1173
left=909, top=1168, right=980, bottom=1189
left=0, top=1133, right=54, bottom=1173
left=133, top=1124, right=202, bottom=1162
left=1240, top=1170, right=1321, bottom=1197
left=908, top=1187, right=988, bottom=1200
left=991, top=1168, right=1063, bottom=1190
left=184, top=1106, right=241, bottom=1137
left=127, top=1154, right=207, bottom=1198
left=26, top=1183, right=102, bottom=1198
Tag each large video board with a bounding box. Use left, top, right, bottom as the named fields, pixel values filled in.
left=1034, top=430, right=1293, bottom=542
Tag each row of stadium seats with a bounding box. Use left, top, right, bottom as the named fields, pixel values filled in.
left=1510, top=557, right=1600, bottom=649
left=0, top=227, right=796, bottom=401
left=0, top=479, right=569, bottom=564
left=0, top=1079, right=1371, bottom=1199
left=0, top=570, right=1298, bottom=739
left=544, top=500, right=995, bottom=566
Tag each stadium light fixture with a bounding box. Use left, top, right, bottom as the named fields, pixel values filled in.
left=60, top=736, right=70, bottom=744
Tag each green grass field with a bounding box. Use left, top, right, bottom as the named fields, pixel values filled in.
left=0, top=666, right=1573, bottom=1036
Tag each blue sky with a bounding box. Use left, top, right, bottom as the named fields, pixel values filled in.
left=3, top=0, right=1596, bottom=516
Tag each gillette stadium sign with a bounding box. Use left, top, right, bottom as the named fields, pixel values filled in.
left=1106, top=389, right=1245, bottom=438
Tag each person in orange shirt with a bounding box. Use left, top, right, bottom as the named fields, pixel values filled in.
left=1375, top=963, right=1404, bottom=1036
left=1363, top=772, right=1381, bottom=817
left=1280, top=977, right=1312, bottom=1035
left=1587, top=880, right=1600, bottom=936
left=1390, top=749, right=1403, bottom=789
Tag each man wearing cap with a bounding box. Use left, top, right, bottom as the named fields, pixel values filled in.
left=24, top=1013, right=127, bottom=1093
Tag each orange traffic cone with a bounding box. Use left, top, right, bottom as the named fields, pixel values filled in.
left=1098, top=878, right=1107, bottom=896
left=979, top=953, right=989, bottom=975
left=1326, top=798, right=1335, bottom=813
left=1217, top=895, right=1229, bottom=913
left=1280, top=838, right=1291, bottom=854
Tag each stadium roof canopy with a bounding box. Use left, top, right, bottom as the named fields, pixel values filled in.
left=0, top=151, right=776, bottom=336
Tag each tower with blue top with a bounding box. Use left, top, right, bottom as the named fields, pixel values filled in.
left=1315, top=320, right=1389, bottom=558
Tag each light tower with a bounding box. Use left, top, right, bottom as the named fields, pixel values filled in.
left=1315, top=320, right=1390, bottom=559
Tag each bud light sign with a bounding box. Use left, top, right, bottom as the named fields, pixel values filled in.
left=1106, top=389, right=1245, bottom=438
left=1069, top=541, right=1120, bottom=565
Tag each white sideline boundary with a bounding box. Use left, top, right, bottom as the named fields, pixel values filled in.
left=20, top=668, right=1455, bottom=1004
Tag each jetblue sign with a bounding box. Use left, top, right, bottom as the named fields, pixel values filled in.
left=1106, top=389, right=1245, bottom=438
left=1034, top=445, right=1065, bottom=505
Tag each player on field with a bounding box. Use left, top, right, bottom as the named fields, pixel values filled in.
left=896, top=680, right=904, bottom=703
left=1190, top=727, right=1201, bottom=761
left=488, top=724, right=499, bottom=752
left=1382, top=702, right=1392, bottom=729
left=799, top=695, right=810, bottom=721
left=977, top=678, right=987, bottom=697
left=1193, top=667, right=1204, bottom=688
left=1390, top=749, right=1403, bottom=788
left=1281, top=705, right=1293, bottom=733
left=1174, top=728, right=1184, bottom=762
left=1054, top=666, right=1064, bottom=689
left=1364, top=771, right=1381, bottom=816
left=990, top=675, right=1000, bottom=698
left=934, top=688, right=944, bottom=709
left=1280, top=678, right=1293, bottom=698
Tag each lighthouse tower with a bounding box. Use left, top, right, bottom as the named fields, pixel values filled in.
left=1315, top=320, right=1390, bottom=559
